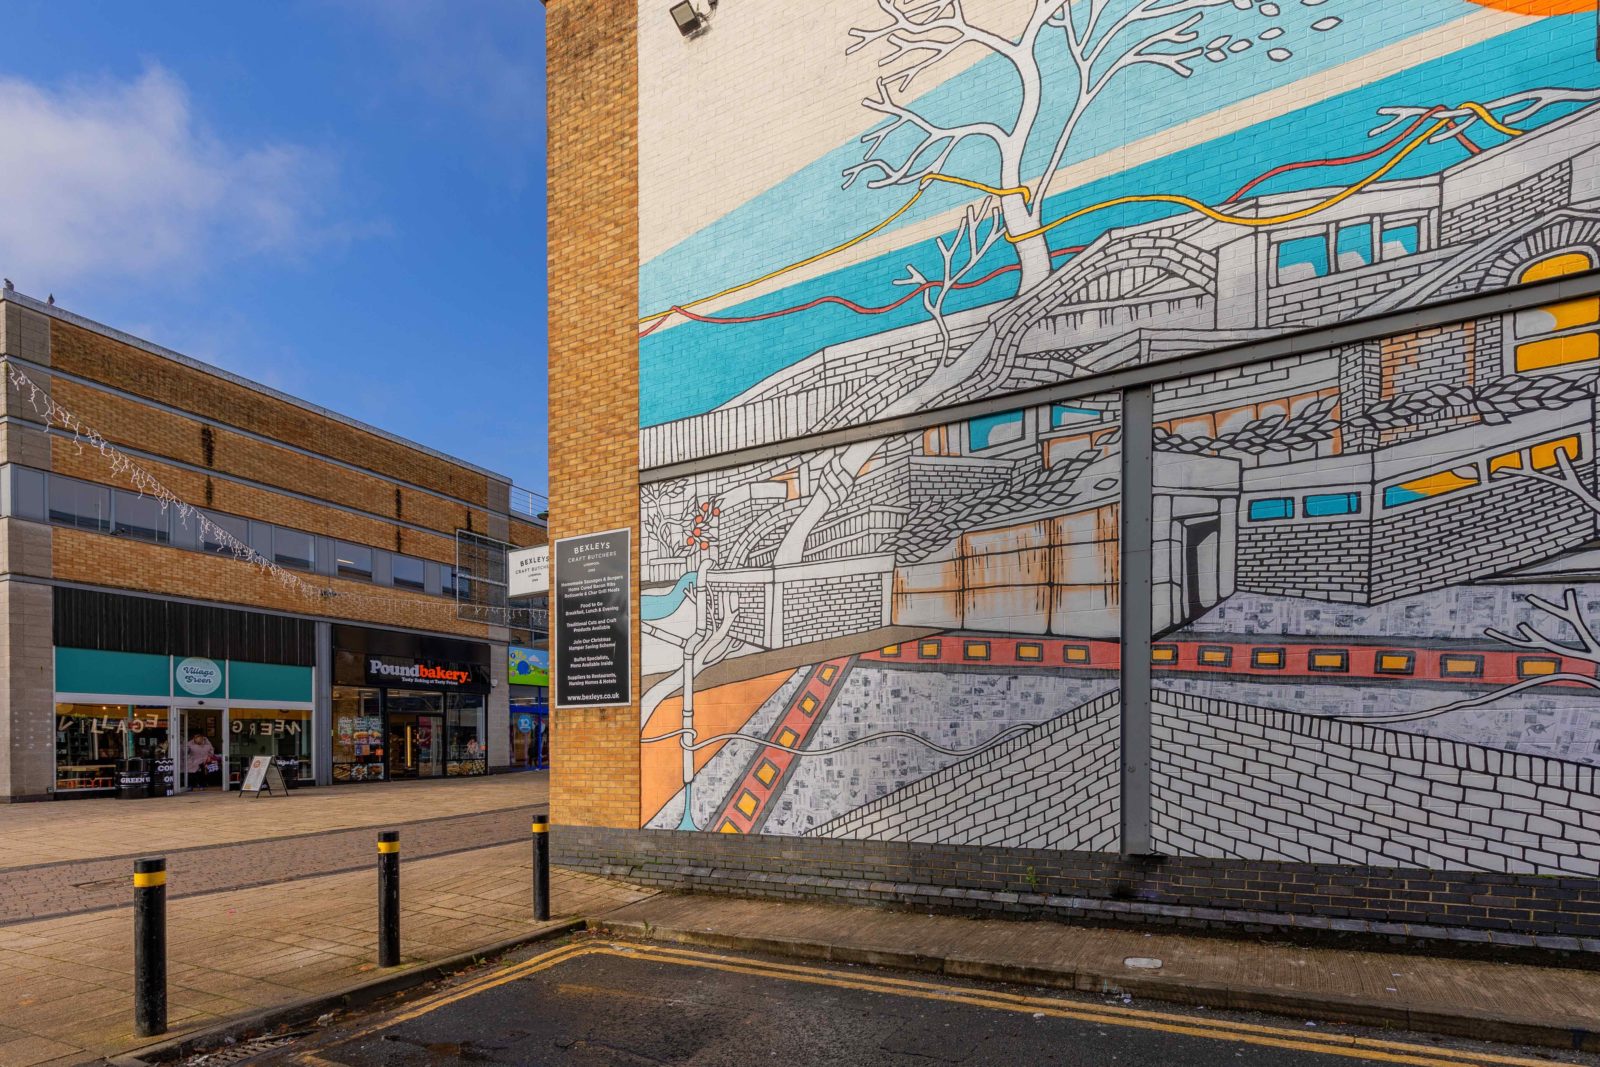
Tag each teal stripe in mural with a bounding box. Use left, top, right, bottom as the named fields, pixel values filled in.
left=639, top=12, right=1598, bottom=427
left=641, top=0, right=1484, bottom=313
left=55, top=648, right=171, bottom=697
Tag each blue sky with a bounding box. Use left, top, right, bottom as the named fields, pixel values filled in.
left=0, top=1, right=547, bottom=495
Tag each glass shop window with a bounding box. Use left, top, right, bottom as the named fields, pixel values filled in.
left=446, top=694, right=487, bottom=776
left=54, top=704, right=168, bottom=794
left=227, top=708, right=313, bottom=786
left=331, top=686, right=385, bottom=782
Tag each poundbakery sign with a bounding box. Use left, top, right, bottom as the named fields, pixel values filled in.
left=364, top=655, right=484, bottom=690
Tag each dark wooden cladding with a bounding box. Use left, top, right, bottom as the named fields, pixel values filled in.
left=53, top=587, right=315, bottom=666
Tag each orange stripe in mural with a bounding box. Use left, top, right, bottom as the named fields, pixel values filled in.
left=1459, top=0, right=1596, bottom=13
left=639, top=670, right=794, bottom=827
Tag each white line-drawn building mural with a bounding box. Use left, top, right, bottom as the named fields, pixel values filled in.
left=636, top=0, right=1600, bottom=879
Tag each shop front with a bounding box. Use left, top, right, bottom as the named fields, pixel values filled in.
left=53, top=648, right=314, bottom=798
left=508, top=646, right=549, bottom=770
left=331, top=626, right=491, bottom=783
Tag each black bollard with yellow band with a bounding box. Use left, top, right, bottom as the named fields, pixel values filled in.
left=378, top=830, right=400, bottom=967
left=532, top=813, right=550, bottom=921
left=133, top=857, right=167, bottom=1037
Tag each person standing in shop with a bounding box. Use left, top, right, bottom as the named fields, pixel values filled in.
left=186, top=731, right=217, bottom=790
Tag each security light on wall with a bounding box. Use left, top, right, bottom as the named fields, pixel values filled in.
left=670, top=0, right=715, bottom=38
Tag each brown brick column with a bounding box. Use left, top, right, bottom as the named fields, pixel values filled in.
left=546, top=0, right=642, bottom=828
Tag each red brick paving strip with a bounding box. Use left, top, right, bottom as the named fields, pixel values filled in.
left=0, top=806, right=535, bottom=925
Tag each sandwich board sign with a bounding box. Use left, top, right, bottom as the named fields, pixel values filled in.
left=239, top=755, right=288, bottom=798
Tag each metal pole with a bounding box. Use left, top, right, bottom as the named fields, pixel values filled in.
left=378, top=830, right=400, bottom=967
left=1120, top=385, right=1155, bottom=857
left=532, top=813, right=550, bottom=921
left=133, top=857, right=167, bottom=1037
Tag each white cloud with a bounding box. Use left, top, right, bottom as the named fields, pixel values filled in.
left=0, top=66, right=345, bottom=290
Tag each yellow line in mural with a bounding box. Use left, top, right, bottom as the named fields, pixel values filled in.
left=636, top=174, right=1029, bottom=328
left=1007, top=103, right=1518, bottom=242
left=1461, top=100, right=1524, bottom=137
left=640, top=102, right=1521, bottom=329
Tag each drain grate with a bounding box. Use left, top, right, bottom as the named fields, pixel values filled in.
left=187, top=1033, right=301, bottom=1065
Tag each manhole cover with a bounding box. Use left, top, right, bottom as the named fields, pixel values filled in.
left=1123, top=956, right=1163, bottom=970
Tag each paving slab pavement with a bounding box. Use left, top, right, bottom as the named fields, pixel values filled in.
left=0, top=808, right=534, bottom=926
left=592, top=894, right=1600, bottom=1052
left=0, top=773, right=548, bottom=870
left=0, top=844, right=650, bottom=1067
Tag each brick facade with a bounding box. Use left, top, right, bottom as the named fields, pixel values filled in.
left=0, top=293, right=545, bottom=799
left=545, top=0, right=642, bottom=828
left=553, top=0, right=1600, bottom=944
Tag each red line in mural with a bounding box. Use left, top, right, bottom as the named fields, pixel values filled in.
left=1223, top=108, right=1443, bottom=204
left=639, top=247, right=1089, bottom=337
left=711, top=656, right=854, bottom=835
left=860, top=635, right=1600, bottom=689
left=641, top=108, right=1485, bottom=340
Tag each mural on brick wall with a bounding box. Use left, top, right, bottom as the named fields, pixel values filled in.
left=637, top=0, right=1600, bottom=864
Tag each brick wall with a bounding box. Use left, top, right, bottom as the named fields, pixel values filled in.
left=1374, top=473, right=1593, bottom=602
left=1153, top=692, right=1600, bottom=878
left=1237, top=520, right=1371, bottom=601
left=48, top=320, right=498, bottom=506
left=781, top=572, right=886, bottom=646
left=546, top=0, right=641, bottom=828
left=50, top=527, right=493, bottom=638
left=809, top=693, right=1120, bottom=851
left=551, top=823, right=1600, bottom=952
left=1440, top=162, right=1572, bottom=248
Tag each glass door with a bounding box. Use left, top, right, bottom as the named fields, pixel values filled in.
left=385, top=690, right=445, bottom=779
left=178, top=708, right=224, bottom=792
left=386, top=712, right=445, bottom=778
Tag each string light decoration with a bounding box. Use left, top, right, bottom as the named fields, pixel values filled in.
left=2, top=359, right=543, bottom=626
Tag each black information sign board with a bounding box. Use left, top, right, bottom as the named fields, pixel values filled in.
left=554, top=528, right=632, bottom=708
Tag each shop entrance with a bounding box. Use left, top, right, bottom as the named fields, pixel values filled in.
left=179, top=708, right=224, bottom=791
left=387, top=712, right=445, bottom=779
left=386, top=691, right=445, bottom=779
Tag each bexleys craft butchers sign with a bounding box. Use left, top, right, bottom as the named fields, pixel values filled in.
left=366, top=657, right=475, bottom=688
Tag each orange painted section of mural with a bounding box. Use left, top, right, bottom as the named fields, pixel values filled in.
left=639, top=669, right=792, bottom=826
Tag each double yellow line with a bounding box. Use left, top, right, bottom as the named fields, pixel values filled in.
left=306, top=940, right=1568, bottom=1067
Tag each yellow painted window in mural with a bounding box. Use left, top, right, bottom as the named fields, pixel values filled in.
left=1490, top=436, right=1581, bottom=476
left=1530, top=435, right=1581, bottom=470
left=1381, top=466, right=1480, bottom=508
left=1513, top=251, right=1598, bottom=373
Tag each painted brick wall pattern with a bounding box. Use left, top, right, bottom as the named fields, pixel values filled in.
left=809, top=693, right=1121, bottom=851
left=1154, top=693, right=1600, bottom=878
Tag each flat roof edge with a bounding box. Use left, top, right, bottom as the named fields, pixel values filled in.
left=1, top=290, right=516, bottom=484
